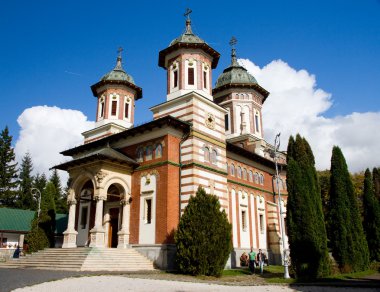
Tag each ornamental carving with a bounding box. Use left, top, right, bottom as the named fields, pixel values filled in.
left=205, top=113, right=215, bottom=129
left=95, top=170, right=108, bottom=184
left=67, top=197, right=77, bottom=205
left=121, top=193, right=132, bottom=205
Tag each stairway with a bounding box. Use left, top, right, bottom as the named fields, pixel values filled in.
left=0, top=248, right=155, bottom=271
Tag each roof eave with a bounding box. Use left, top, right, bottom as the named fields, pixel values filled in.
left=91, top=80, right=143, bottom=100
left=158, top=42, right=220, bottom=69
left=212, top=83, right=270, bottom=102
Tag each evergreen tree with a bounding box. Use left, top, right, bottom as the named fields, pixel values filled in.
left=0, top=126, right=18, bottom=206
left=40, top=182, right=57, bottom=247
left=286, top=134, right=331, bottom=279
left=362, top=169, right=380, bottom=261
left=328, top=146, right=369, bottom=272
left=175, top=186, right=232, bottom=276
left=49, top=169, right=66, bottom=213
left=317, top=170, right=330, bottom=221
left=17, top=152, right=35, bottom=210
left=373, top=167, right=380, bottom=202
left=26, top=216, right=50, bottom=253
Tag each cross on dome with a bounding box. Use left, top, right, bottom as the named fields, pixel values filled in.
left=184, top=8, right=192, bottom=20
left=229, top=36, right=238, bottom=66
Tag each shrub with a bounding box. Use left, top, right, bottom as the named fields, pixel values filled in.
left=175, top=186, right=232, bottom=276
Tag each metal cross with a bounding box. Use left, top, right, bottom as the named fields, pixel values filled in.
left=117, top=47, right=123, bottom=57
left=184, top=8, right=192, bottom=20
left=229, top=36, right=237, bottom=48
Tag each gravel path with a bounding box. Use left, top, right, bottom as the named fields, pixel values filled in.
left=10, top=276, right=380, bottom=292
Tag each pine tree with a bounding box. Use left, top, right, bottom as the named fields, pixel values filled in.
left=362, top=169, right=380, bottom=261
left=49, top=169, right=66, bottom=213
left=286, top=134, right=331, bottom=279
left=0, top=126, right=18, bottom=207
left=328, top=146, right=369, bottom=272
left=175, top=186, right=232, bottom=276
left=17, top=152, right=35, bottom=210
left=373, top=167, right=380, bottom=203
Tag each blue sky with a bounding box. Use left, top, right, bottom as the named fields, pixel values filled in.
left=1, top=0, right=380, bottom=176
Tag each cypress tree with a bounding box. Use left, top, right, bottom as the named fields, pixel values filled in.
left=373, top=167, right=380, bottom=203
left=175, top=186, right=232, bottom=276
left=362, top=169, right=380, bottom=261
left=0, top=126, right=18, bottom=207
left=17, top=152, right=35, bottom=210
left=328, top=146, right=369, bottom=272
left=286, top=134, right=331, bottom=279
left=40, top=182, right=57, bottom=247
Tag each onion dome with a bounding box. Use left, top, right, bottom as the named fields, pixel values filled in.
left=101, top=53, right=135, bottom=84
left=213, top=37, right=269, bottom=99
left=91, top=49, right=142, bottom=100
left=159, top=9, right=220, bottom=69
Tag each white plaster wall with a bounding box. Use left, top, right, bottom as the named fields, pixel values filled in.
left=231, top=189, right=238, bottom=248
left=139, top=175, right=156, bottom=244
left=256, top=195, right=267, bottom=249
left=250, top=193, right=257, bottom=248
left=1, top=233, right=20, bottom=247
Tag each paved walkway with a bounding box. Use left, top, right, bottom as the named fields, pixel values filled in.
left=9, top=276, right=380, bottom=292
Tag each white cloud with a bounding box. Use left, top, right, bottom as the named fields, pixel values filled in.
left=15, top=106, right=94, bottom=183
left=239, top=58, right=380, bottom=172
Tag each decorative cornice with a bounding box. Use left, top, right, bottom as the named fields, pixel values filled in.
left=182, top=162, right=228, bottom=176
left=135, top=160, right=180, bottom=172
left=227, top=179, right=273, bottom=195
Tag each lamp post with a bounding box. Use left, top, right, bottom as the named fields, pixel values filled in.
left=31, top=188, right=41, bottom=218
left=273, top=133, right=290, bottom=279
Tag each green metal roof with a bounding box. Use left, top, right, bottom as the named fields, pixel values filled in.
left=101, top=55, right=135, bottom=84
left=0, top=208, right=35, bottom=232
left=0, top=207, right=68, bottom=234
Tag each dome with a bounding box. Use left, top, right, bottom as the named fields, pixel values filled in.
left=101, top=55, right=135, bottom=84
left=215, top=47, right=257, bottom=88
left=169, top=19, right=206, bottom=46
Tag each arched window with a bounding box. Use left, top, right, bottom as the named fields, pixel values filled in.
left=211, top=149, right=217, bottom=164
left=204, top=147, right=210, bottom=162
left=230, top=164, right=235, bottom=176
left=146, top=145, right=153, bottom=160
left=237, top=166, right=242, bottom=178
left=249, top=170, right=253, bottom=182
left=154, top=144, right=162, bottom=158
left=243, top=168, right=247, bottom=180
left=260, top=174, right=264, bottom=185
left=136, top=147, right=144, bottom=162
left=254, top=172, right=259, bottom=184
left=226, top=163, right=229, bottom=173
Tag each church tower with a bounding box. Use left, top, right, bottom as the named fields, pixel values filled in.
left=83, top=49, right=142, bottom=144
left=151, top=9, right=228, bottom=212
left=213, top=38, right=269, bottom=156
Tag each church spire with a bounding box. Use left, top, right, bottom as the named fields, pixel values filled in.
left=184, top=8, right=193, bottom=35
left=229, top=36, right=239, bottom=67
left=114, top=47, right=125, bottom=71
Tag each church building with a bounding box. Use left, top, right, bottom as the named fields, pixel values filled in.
left=54, top=11, right=288, bottom=269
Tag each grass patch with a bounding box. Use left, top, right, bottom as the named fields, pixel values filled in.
left=222, top=269, right=252, bottom=276
left=326, top=269, right=377, bottom=280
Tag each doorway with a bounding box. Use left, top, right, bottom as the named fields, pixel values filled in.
left=108, top=208, right=119, bottom=248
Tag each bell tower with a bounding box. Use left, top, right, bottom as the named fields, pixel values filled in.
left=83, top=49, right=142, bottom=144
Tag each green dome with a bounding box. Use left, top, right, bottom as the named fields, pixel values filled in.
left=169, top=19, right=205, bottom=46
left=101, top=55, right=135, bottom=84
left=215, top=48, right=257, bottom=88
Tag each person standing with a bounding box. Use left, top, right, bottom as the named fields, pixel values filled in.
left=248, top=247, right=256, bottom=274
left=256, top=249, right=266, bottom=274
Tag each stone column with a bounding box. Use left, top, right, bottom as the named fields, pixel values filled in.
left=89, top=194, right=106, bottom=248
left=62, top=198, right=78, bottom=248
left=118, top=193, right=131, bottom=248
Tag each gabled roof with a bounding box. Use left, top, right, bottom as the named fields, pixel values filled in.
left=53, top=147, right=138, bottom=171
left=59, top=116, right=191, bottom=157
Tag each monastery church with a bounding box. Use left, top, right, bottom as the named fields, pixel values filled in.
left=54, top=11, right=288, bottom=269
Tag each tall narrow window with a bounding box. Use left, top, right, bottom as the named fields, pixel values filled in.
left=136, top=147, right=144, bottom=162
left=146, top=145, right=153, bottom=160
left=255, top=113, right=260, bottom=132
left=241, top=210, right=247, bottom=231
left=237, top=166, right=242, bottom=178
left=124, top=102, right=129, bottom=119
left=230, top=164, right=235, bottom=176
left=211, top=149, right=217, bottom=164
left=243, top=168, right=247, bottom=180
left=249, top=171, right=253, bottom=182
left=203, top=71, right=207, bottom=89
left=204, top=147, right=210, bottom=162
left=173, top=70, right=178, bottom=88
left=154, top=144, right=162, bottom=158
left=188, top=67, right=194, bottom=85
left=111, top=100, right=117, bottom=116
left=225, top=114, right=229, bottom=131
left=145, top=198, right=152, bottom=224
left=100, top=102, right=105, bottom=118
left=260, top=214, right=264, bottom=234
